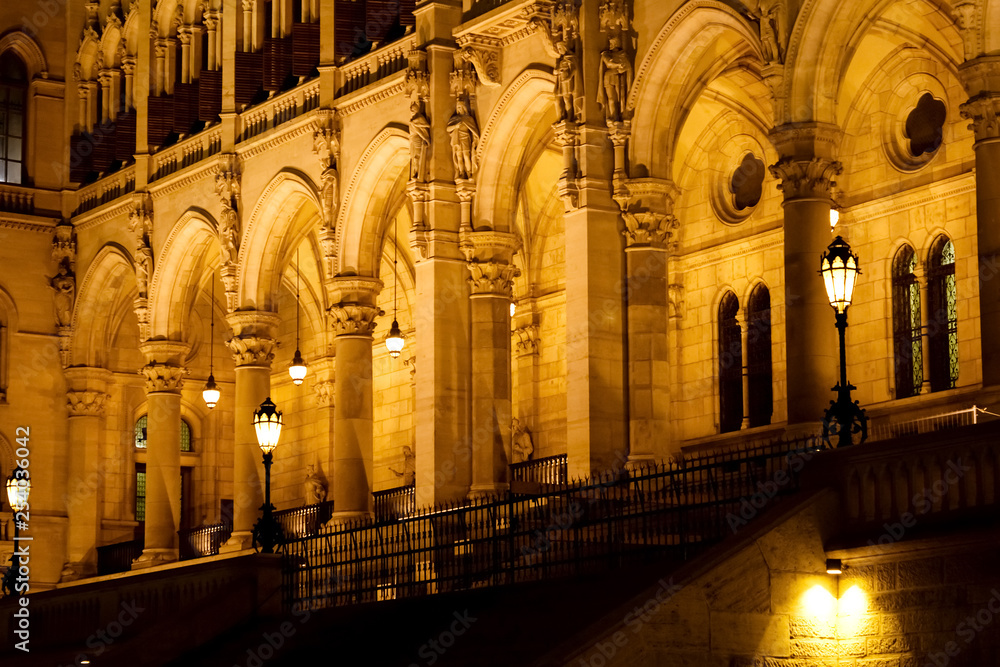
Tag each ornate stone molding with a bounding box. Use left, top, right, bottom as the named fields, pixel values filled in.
left=769, top=157, right=842, bottom=201
left=958, top=55, right=1000, bottom=98
left=456, top=46, right=501, bottom=88
left=329, top=304, right=382, bottom=337
left=467, top=261, right=519, bottom=297
left=226, top=335, right=276, bottom=367
left=139, top=363, right=186, bottom=393
left=67, top=390, right=108, bottom=417
left=214, top=153, right=242, bottom=268
left=668, top=284, right=685, bottom=320
left=459, top=230, right=520, bottom=263
left=768, top=122, right=842, bottom=161
left=960, top=94, right=1000, bottom=143
left=622, top=212, right=678, bottom=249
left=404, top=49, right=429, bottom=104
left=313, top=381, right=334, bottom=407
left=512, top=324, right=539, bottom=356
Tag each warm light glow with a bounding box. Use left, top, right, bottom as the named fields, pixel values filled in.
left=830, top=208, right=840, bottom=229
left=6, top=466, right=30, bottom=512
left=253, top=397, right=283, bottom=454
left=510, top=301, right=516, bottom=318
left=839, top=585, right=867, bottom=615
left=820, top=236, right=861, bottom=314
left=385, top=319, right=405, bottom=358
left=202, top=374, right=221, bottom=409
left=288, top=349, right=307, bottom=385
left=802, top=583, right=837, bottom=618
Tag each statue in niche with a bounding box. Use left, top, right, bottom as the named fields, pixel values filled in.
left=135, top=244, right=152, bottom=298
left=598, top=34, right=632, bottom=123
left=50, top=262, right=76, bottom=328
left=447, top=98, right=480, bottom=180
left=554, top=42, right=579, bottom=123
left=389, top=445, right=416, bottom=487
left=304, top=464, right=327, bottom=504
left=511, top=418, right=534, bottom=464
left=756, top=3, right=784, bottom=64
left=408, top=102, right=430, bottom=181
left=219, top=207, right=239, bottom=264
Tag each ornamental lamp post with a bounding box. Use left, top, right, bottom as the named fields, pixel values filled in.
left=252, top=397, right=284, bottom=553
left=2, top=465, right=29, bottom=597
left=819, top=235, right=869, bottom=447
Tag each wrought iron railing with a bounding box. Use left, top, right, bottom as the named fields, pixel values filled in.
left=373, top=486, right=416, bottom=521
left=179, top=522, right=233, bottom=560
left=282, top=436, right=823, bottom=610
left=868, top=405, right=1000, bottom=442
left=96, top=538, right=144, bottom=575
left=275, top=501, right=335, bottom=539
left=510, top=454, right=568, bottom=485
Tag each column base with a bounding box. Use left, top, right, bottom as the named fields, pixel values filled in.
left=219, top=531, right=254, bottom=553
left=60, top=561, right=95, bottom=582
left=131, top=548, right=179, bottom=570
left=468, top=483, right=508, bottom=500
left=327, top=511, right=373, bottom=528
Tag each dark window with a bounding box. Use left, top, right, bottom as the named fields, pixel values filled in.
left=135, top=464, right=147, bottom=522
left=719, top=292, right=743, bottom=433
left=927, top=237, right=958, bottom=391
left=135, top=415, right=193, bottom=451
left=905, top=93, right=946, bottom=158
left=0, top=51, right=27, bottom=184
left=181, top=419, right=192, bottom=452
left=746, top=285, right=772, bottom=427
left=731, top=153, right=765, bottom=211
left=892, top=245, right=922, bottom=398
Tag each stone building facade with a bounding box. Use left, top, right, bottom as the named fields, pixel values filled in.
left=0, top=0, right=997, bottom=640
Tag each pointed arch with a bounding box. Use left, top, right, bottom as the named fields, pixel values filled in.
left=72, top=244, right=136, bottom=368
left=0, top=31, right=47, bottom=78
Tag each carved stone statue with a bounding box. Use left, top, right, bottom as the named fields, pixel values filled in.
left=219, top=208, right=239, bottom=264
left=598, top=35, right=633, bottom=123
left=511, top=418, right=534, bottom=464
left=389, top=445, right=416, bottom=487
left=447, top=99, right=480, bottom=180
left=135, top=244, right=152, bottom=297
left=554, top=43, right=579, bottom=123
left=304, top=464, right=327, bottom=504
left=759, top=6, right=781, bottom=64
left=408, top=102, right=431, bottom=181
left=50, top=262, right=76, bottom=328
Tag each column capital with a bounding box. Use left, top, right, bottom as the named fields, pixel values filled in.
left=139, top=362, right=186, bottom=394
left=768, top=122, right=842, bottom=161
left=459, top=230, right=520, bottom=263
left=622, top=212, right=678, bottom=249
left=139, top=340, right=190, bottom=366
left=226, top=336, right=276, bottom=367
left=67, top=390, right=108, bottom=417
left=769, top=156, right=842, bottom=202
left=63, top=365, right=113, bottom=390
left=960, top=94, right=1000, bottom=143
left=467, top=261, right=519, bottom=297
left=959, top=55, right=1000, bottom=98
left=329, top=304, right=382, bottom=337
left=512, top=324, right=539, bottom=356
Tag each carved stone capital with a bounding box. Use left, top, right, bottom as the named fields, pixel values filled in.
left=622, top=212, right=677, bottom=249
left=960, top=94, right=1000, bottom=143
left=226, top=336, right=276, bottom=367
left=455, top=46, right=501, bottom=88
left=769, top=157, right=842, bottom=201
left=768, top=122, right=842, bottom=162
left=615, top=178, right=679, bottom=215
left=139, top=340, right=190, bottom=366
left=467, top=260, right=519, bottom=297
left=139, top=363, right=186, bottom=394
left=512, top=324, right=539, bottom=356
left=67, top=390, right=108, bottom=417
left=329, top=304, right=382, bottom=337
left=313, top=381, right=334, bottom=407
left=459, top=230, right=520, bottom=263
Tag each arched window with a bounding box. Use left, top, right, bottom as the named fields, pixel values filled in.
left=892, top=245, right=922, bottom=398
left=134, top=415, right=193, bottom=452
left=0, top=51, right=27, bottom=184
left=746, top=285, right=772, bottom=428
left=928, top=237, right=958, bottom=391
left=719, top=292, right=742, bottom=433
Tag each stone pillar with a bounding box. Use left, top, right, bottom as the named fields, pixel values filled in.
left=311, top=358, right=336, bottom=486
left=618, top=180, right=677, bottom=463
left=463, top=232, right=518, bottom=497
left=329, top=277, right=382, bottom=522
left=222, top=311, right=279, bottom=551
left=62, top=367, right=112, bottom=580
left=512, top=320, right=539, bottom=434
left=133, top=341, right=188, bottom=569
left=122, top=58, right=135, bottom=112
left=769, top=124, right=842, bottom=430
left=737, top=310, right=750, bottom=429
left=960, top=56, right=1000, bottom=386
left=914, top=262, right=932, bottom=394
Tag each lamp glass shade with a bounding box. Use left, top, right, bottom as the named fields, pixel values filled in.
left=289, top=349, right=307, bottom=385
left=253, top=397, right=283, bottom=454
left=6, top=467, right=29, bottom=512
left=385, top=320, right=405, bottom=358
left=202, top=374, right=220, bottom=409
left=820, top=236, right=860, bottom=314
left=509, top=301, right=516, bottom=318
left=829, top=208, right=840, bottom=229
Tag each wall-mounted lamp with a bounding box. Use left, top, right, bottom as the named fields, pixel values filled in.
left=826, top=558, right=843, bottom=575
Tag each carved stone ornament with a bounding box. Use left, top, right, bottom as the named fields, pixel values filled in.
left=456, top=47, right=501, bottom=88
left=467, top=260, right=520, bottom=297
left=404, top=49, right=429, bottom=104
left=668, top=284, right=685, bottom=320
left=622, top=212, right=678, bottom=249
left=329, top=304, right=383, bottom=337
left=313, top=381, right=334, bottom=407
left=67, top=390, right=108, bottom=417
left=52, top=223, right=77, bottom=270
left=512, top=324, right=540, bottom=356
left=768, top=157, right=843, bottom=201
left=139, top=363, right=186, bottom=393
left=960, top=94, right=1000, bottom=143
left=226, top=335, right=276, bottom=367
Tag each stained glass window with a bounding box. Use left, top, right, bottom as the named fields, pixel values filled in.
left=135, top=465, right=146, bottom=522
left=746, top=286, right=772, bottom=428
left=0, top=52, right=26, bottom=184
left=134, top=415, right=193, bottom=451
left=892, top=245, right=922, bottom=398
left=719, top=292, right=743, bottom=433
left=928, top=237, right=958, bottom=391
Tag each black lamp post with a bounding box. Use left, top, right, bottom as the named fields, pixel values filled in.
left=2, top=465, right=30, bottom=597
left=819, top=236, right=869, bottom=447
left=252, top=397, right=284, bottom=553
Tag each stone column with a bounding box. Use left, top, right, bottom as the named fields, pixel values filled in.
left=769, top=124, right=842, bottom=430
left=463, top=232, right=518, bottom=497
left=619, top=180, right=677, bottom=463
left=914, top=262, right=932, bottom=394
left=122, top=58, right=135, bottom=112
left=133, top=341, right=188, bottom=569
left=311, top=358, right=336, bottom=485
left=737, top=310, right=750, bottom=429
left=512, top=320, right=539, bottom=435
left=221, top=311, right=279, bottom=551
left=329, top=277, right=382, bottom=523
left=62, top=367, right=112, bottom=580
left=960, top=56, right=1000, bottom=386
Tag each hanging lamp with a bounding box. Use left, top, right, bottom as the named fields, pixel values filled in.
left=385, top=219, right=405, bottom=358
left=289, top=247, right=308, bottom=385
left=203, top=275, right=221, bottom=409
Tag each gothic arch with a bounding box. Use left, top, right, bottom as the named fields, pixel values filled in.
left=71, top=244, right=136, bottom=368
left=0, top=31, right=47, bottom=78
left=627, top=0, right=763, bottom=181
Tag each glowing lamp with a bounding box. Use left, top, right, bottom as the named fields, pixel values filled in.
left=202, top=374, right=221, bottom=409
left=253, top=397, right=283, bottom=454
left=826, top=558, right=843, bottom=575
left=6, top=466, right=29, bottom=513
left=288, top=349, right=308, bottom=385
left=820, top=236, right=860, bottom=314
left=385, top=320, right=405, bottom=358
